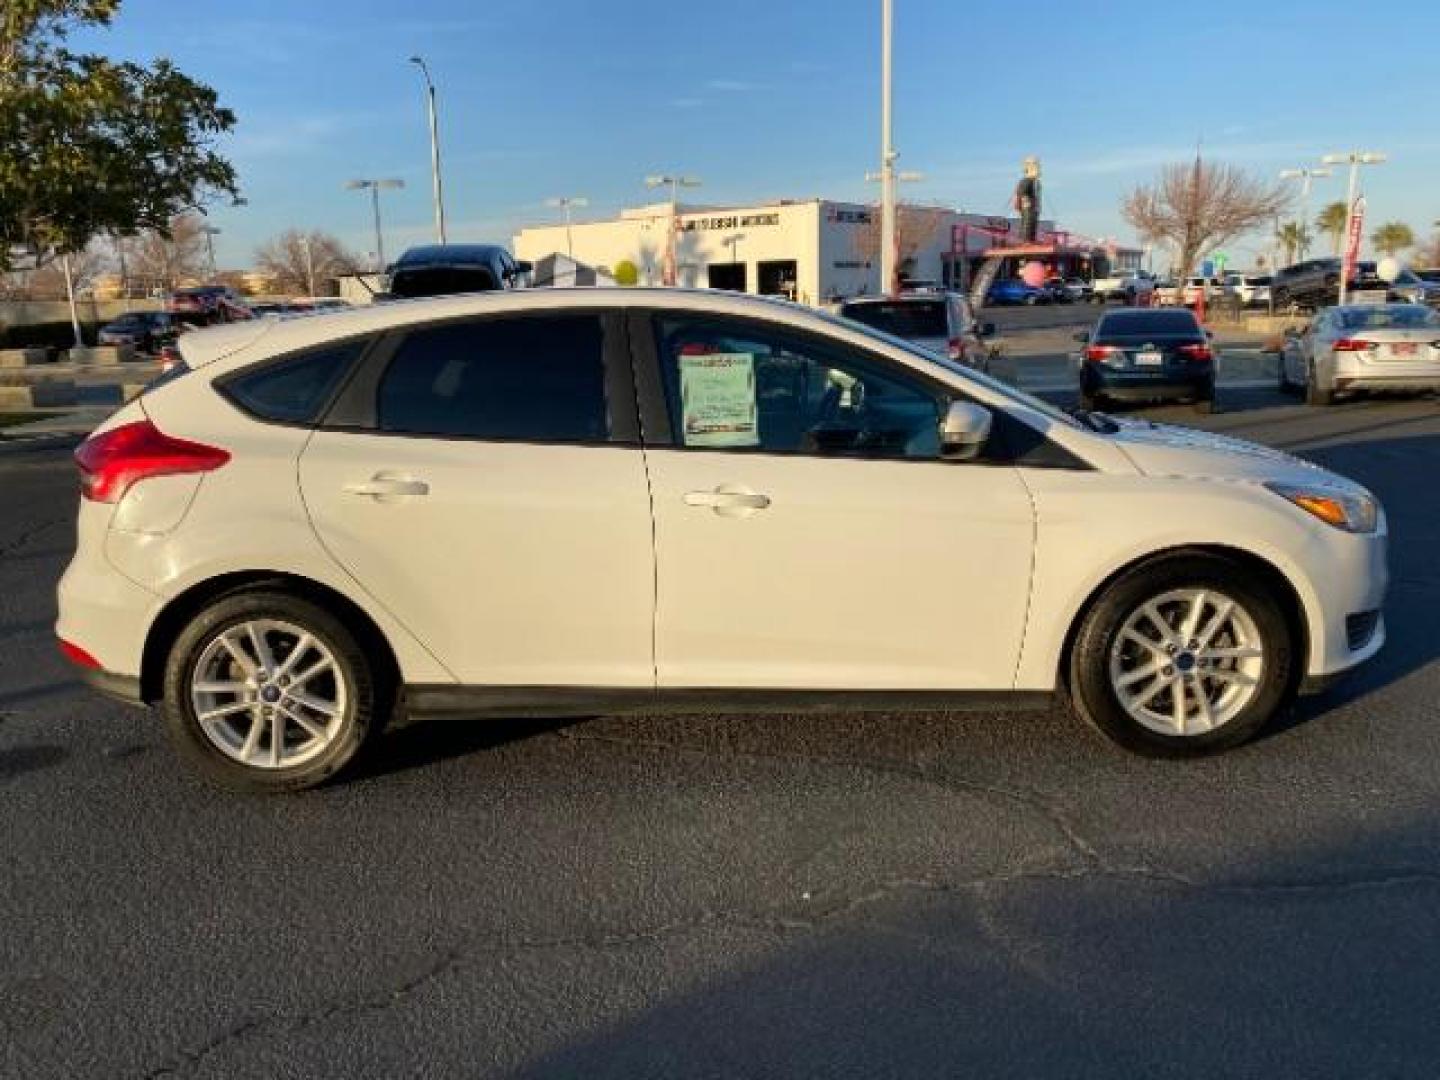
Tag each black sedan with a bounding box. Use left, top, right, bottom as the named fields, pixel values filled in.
left=95, top=311, right=176, bottom=354
left=1075, top=308, right=1216, bottom=413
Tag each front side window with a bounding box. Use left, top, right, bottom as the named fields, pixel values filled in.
left=654, top=316, right=942, bottom=459
left=377, top=314, right=608, bottom=441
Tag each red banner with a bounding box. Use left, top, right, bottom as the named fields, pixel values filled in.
left=1342, top=195, right=1366, bottom=285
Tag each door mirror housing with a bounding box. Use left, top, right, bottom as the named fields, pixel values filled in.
left=939, top=401, right=992, bottom=461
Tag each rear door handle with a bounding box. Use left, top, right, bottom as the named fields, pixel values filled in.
left=683, top=485, right=771, bottom=517
left=343, top=475, right=430, bottom=499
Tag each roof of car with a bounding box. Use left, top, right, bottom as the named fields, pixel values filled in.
left=390, top=244, right=509, bottom=269
left=175, top=288, right=861, bottom=370
left=840, top=292, right=955, bottom=306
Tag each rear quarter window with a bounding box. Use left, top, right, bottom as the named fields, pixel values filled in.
left=221, top=340, right=365, bottom=424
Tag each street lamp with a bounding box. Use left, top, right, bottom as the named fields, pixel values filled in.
left=198, top=224, right=221, bottom=279
left=1320, top=151, right=1387, bottom=304
left=1278, top=166, right=1330, bottom=256
left=345, top=178, right=404, bottom=271
left=408, top=56, right=447, bottom=245
left=299, top=233, right=316, bottom=297
left=645, top=174, right=701, bottom=286
left=545, top=196, right=590, bottom=258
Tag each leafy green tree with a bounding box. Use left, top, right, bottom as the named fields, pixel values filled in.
left=1371, top=221, right=1415, bottom=258
left=1275, top=221, right=1312, bottom=265
left=0, top=0, right=240, bottom=270
left=1316, top=201, right=1348, bottom=255
left=613, top=259, right=640, bottom=286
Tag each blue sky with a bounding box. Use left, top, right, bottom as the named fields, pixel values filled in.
left=76, top=0, right=1440, bottom=269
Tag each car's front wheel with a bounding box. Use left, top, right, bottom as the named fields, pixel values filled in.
left=161, top=590, right=390, bottom=791
left=1066, top=554, right=1296, bottom=756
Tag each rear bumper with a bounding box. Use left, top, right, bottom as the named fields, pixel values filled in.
left=79, top=666, right=145, bottom=707
left=1082, top=366, right=1213, bottom=400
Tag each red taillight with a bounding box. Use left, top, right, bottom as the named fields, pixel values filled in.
left=947, top=336, right=963, bottom=360
left=1179, top=343, right=1214, bottom=361
left=1085, top=344, right=1118, bottom=362
left=1332, top=339, right=1372, bottom=352
left=75, top=420, right=230, bottom=503
left=59, top=638, right=101, bottom=670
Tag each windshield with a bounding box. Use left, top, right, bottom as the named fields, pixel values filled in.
left=840, top=300, right=948, bottom=338
left=822, top=310, right=1083, bottom=430
left=1338, top=306, right=1440, bottom=330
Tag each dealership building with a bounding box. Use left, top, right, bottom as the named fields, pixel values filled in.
left=513, top=198, right=1143, bottom=304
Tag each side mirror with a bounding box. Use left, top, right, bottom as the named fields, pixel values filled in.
left=939, top=401, right=993, bottom=461
left=979, top=322, right=996, bottom=338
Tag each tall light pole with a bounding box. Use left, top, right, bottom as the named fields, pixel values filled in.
left=645, top=173, right=701, bottom=286
left=1278, top=166, right=1330, bottom=257
left=545, top=196, right=590, bottom=258
left=300, top=233, right=316, bottom=297
left=345, top=178, right=404, bottom=271
left=1321, top=151, right=1386, bottom=305
left=408, top=56, right=447, bottom=244
left=199, top=224, right=221, bottom=280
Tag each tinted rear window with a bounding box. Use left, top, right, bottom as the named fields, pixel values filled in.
left=840, top=300, right=948, bottom=338
left=1097, top=311, right=1202, bottom=337
left=376, top=314, right=607, bottom=441
left=224, top=341, right=363, bottom=424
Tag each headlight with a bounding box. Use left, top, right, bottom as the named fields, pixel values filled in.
left=1265, top=481, right=1379, bottom=533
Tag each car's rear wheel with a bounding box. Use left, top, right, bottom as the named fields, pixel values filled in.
left=1306, top=361, right=1334, bottom=406
left=161, top=591, right=390, bottom=791
left=1065, top=554, right=1296, bottom=756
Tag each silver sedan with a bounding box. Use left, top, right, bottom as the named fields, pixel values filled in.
left=1276, top=303, right=1440, bottom=406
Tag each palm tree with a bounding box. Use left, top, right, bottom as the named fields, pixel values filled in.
left=1316, top=201, right=1349, bottom=255
left=1371, top=221, right=1415, bottom=258
left=1275, top=221, right=1312, bottom=265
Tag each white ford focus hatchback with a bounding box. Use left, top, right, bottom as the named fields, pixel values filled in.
left=57, top=289, right=1388, bottom=790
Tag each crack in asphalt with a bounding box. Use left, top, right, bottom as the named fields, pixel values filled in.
left=0, top=516, right=64, bottom=560
left=130, top=856, right=1440, bottom=1078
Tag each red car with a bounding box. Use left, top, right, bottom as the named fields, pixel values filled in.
left=164, top=286, right=253, bottom=325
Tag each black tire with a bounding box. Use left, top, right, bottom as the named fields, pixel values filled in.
left=1065, top=553, right=1296, bottom=756
left=1305, top=362, right=1333, bottom=407
left=1079, top=390, right=1100, bottom=412
left=161, top=590, right=391, bottom=792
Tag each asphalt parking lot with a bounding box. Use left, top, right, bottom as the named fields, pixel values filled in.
left=4, top=365, right=1440, bottom=1077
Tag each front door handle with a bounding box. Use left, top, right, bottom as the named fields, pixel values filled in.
left=343, top=474, right=430, bottom=500
left=683, top=485, right=771, bottom=517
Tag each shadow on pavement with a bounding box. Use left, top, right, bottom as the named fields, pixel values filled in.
left=354, top=714, right=585, bottom=782
left=0, top=743, right=68, bottom=780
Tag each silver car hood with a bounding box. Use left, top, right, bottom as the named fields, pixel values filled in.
left=1106, top=417, right=1360, bottom=489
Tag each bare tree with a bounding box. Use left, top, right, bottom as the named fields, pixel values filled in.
left=122, top=212, right=211, bottom=290
left=1, top=237, right=111, bottom=299
left=1122, top=159, right=1290, bottom=290
left=254, top=229, right=361, bottom=296
left=851, top=204, right=951, bottom=288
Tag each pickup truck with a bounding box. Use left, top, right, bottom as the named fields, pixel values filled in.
left=1091, top=270, right=1156, bottom=304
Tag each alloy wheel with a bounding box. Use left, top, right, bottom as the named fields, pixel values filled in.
left=190, top=619, right=348, bottom=769
left=1107, top=588, right=1265, bottom=737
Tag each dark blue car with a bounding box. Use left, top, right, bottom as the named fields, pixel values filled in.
left=986, top=279, right=1046, bottom=306
left=1076, top=307, right=1216, bottom=413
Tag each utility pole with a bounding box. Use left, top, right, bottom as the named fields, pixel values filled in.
left=1321, top=151, right=1386, bottom=305
left=301, top=234, right=316, bottom=297
left=345, top=178, right=405, bottom=271
left=409, top=57, right=447, bottom=244
left=645, top=174, right=701, bottom=286
left=879, top=0, right=895, bottom=295
left=1279, top=166, right=1331, bottom=257
left=199, top=225, right=221, bottom=280
left=546, top=196, right=590, bottom=258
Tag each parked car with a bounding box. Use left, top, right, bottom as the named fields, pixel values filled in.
left=1270, top=258, right=1389, bottom=310
left=1180, top=276, right=1227, bottom=306
left=1061, top=276, right=1093, bottom=303
left=838, top=291, right=994, bottom=371
left=1416, top=268, right=1440, bottom=284
left=1275, top=303, right=1440, bottom=406
left=96, top=311, right=176, bottom=353
left=1091, top=270, right=1156, bottom=305
left=58, top=289, right=1388, bottom=790
left=1151, top=279, right=1181, bottom=306
left=1076, top=307, right=1216, bottom=412
left=986, top=278, right=1047, bottom=305
left=386, top=244, right=531, bottom=299
left=165, top=286, right=252, bottom=324
left=1223, top=273, right=1272, bottom=308
left=1386, top=268, right=1440, bottom=307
